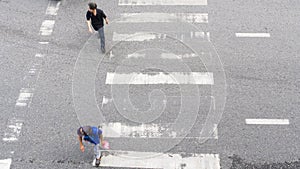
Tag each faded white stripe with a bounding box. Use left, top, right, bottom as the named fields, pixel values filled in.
left=102, top=122, right=218, bottom=139
left=235, top=33, right=270, bottom=38
left=39, top=20, right=55, bottom=36
left=118, top=13, right=208, bottom=23
left=46, top=1, right=61, bottom=15
left=3, top=119, right=23, bottom=142
left=105, top=72, right=214, bottom=84
left=245, top=119, right=289, bottom=125
left=0, top=159, right=12, bottom=169
left=100, top=151, right=219, bottom=169
left=119, top=0, right=207, bottom=5
left=113, top=32, right=210, bottom=42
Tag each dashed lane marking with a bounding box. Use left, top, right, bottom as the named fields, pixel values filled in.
left=245, top=119, right=289, bottom=125
left=3, top=119, right=23, bottom=142
left=39, top=20, right=55, bottom=36
left=46, top=0, right=61, bottom=16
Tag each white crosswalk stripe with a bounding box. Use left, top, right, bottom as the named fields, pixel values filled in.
left=0, top=159, right=12, bottom=169
left=105, top=72, right=214, bottom=84
left=100, top=151, right=219, bottom=169
left=118, top=13, right=208, bottom=23
left=118, top=0, right=207, bottom=6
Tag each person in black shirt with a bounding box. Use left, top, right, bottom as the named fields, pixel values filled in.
left=86, top=2, right=109, bottom=53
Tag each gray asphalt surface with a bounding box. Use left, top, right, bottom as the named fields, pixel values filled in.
left=0, top=0, right=299, bottom=168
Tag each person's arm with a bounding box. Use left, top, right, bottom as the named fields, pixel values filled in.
left=78, top=136, right=85, bottom=152
left=87, top=19, right=93, bottom=33
left=99, top=134, right=104, bottom=144
left=104, top=18, right=108, bottom=24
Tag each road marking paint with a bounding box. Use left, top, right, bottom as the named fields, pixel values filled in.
left=113, top=31, right=210, bottom=41
left=0, top=159, right=12, bottom=169
left=17, top=92, right=33, bottom=101
left=245, top=119, right=289, bottom=125
left=3, top=119, right=23, bottom=142
left=35, top=53, right=45, bottom=58
left=118, top=13, right=208, bottom=23
left=105, top=72, right=214, bottom=84
left=235, top=33, right=270, bottom=38
left=101, top=96, right=113, bottom=108
left=15, top=102, right=27, bottom=107
left=101, top=151, right=219, bottom=169
left=46, top=1, right=61, bottom=15
left=39, top=42, right=49, bottom=44
left=29, top=68, right=37, bottom=74
left=101, top=122, right=218, bottom=139
left=39, top=20, right=55, bottom=36
left=119, top=0, right=207, bottom=5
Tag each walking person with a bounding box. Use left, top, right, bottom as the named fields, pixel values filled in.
left=86, top=2, right=109, bottom=53
left=77, top=126, right=105, bottom=167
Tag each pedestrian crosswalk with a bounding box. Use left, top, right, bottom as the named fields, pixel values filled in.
left=96, top=0, right=221, bottom=168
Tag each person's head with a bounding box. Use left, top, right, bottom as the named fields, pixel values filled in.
left=77, top=126, right=91, bottom=136
left=88, top=2, right=97, bottom=12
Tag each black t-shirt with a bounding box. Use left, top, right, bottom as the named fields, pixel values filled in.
left=86, top=9, right=107, bottom=31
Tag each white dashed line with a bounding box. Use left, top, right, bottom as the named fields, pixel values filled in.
left=235, top=33, right=270, bottom=38
left=35, top=53, right=45, bottom=58
left=39, top=20, right=55, bottom=36
left=105, top=72, right=214, bottom=85
left=3, top=119, right=23, bottom=142
left=46, top=1, right=61, bottom=15
left=245, top=119, right=289, bottom=125
left=39, top=42, right=49, bottom=44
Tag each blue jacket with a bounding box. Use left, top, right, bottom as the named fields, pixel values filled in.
left=83, top=127, right=102, bottom=145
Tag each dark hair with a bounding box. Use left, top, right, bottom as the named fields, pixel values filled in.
left=88, top=2, right=97, bottom=10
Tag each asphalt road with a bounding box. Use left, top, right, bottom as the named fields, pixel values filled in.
left=0, top=0, right=299, bottom=168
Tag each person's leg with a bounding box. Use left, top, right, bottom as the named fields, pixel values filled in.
left=94, top=144, right=102, bottom=166
left=98, top=27, right=105, bottom=52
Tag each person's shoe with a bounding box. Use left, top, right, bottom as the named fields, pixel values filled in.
left=95, top=158, right=101, bottom=167
left=101, top=47, right=106, bottom=53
